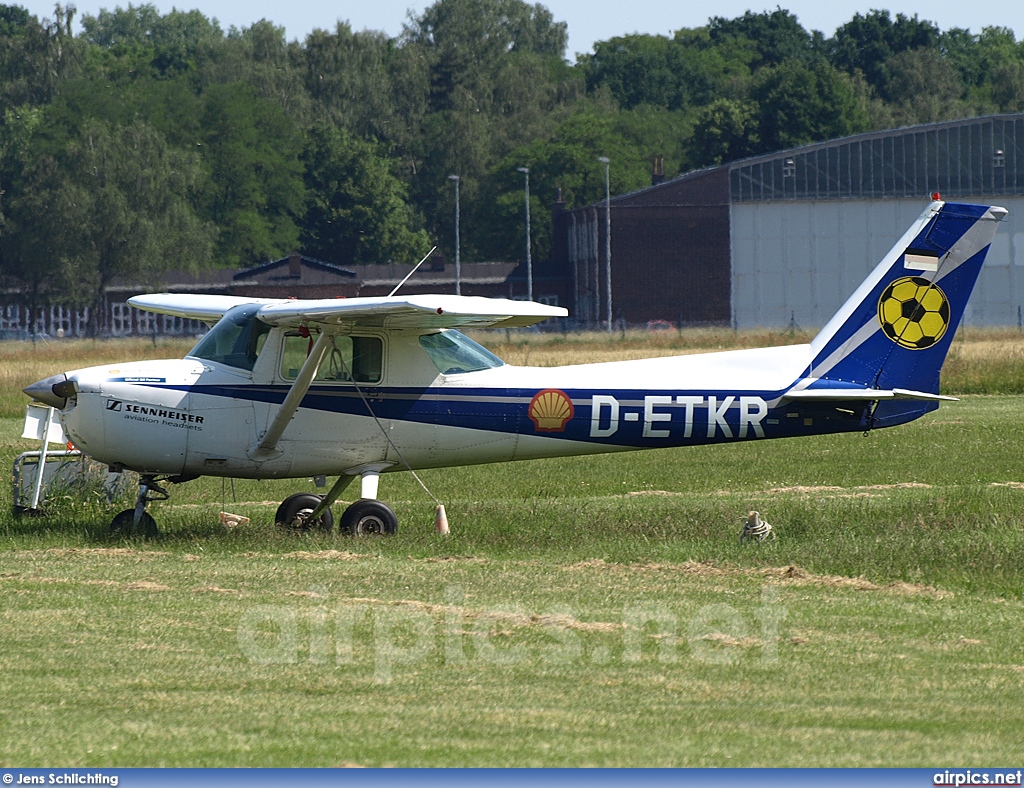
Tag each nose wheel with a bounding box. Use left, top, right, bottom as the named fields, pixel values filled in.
left=110, top=508, right=158, bottom=538
left=110, top=475, right=168, bottom=538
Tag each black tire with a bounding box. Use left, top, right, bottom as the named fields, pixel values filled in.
left=275, top=493, right=334, bottom=533
left=339, top=499, right=398, bottom=536
left=111, top=508, right=159, bottom=538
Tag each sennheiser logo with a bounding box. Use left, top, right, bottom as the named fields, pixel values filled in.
left=106, top=400, right=122, bottom=411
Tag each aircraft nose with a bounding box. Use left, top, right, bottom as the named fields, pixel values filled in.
left=23, top=373, right=77, bottom=410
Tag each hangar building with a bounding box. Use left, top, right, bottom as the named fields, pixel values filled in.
left=545, top=114, right=1024, bottom=329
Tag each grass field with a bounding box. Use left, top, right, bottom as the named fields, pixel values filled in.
left=0, top=333, right=1022, bottom=766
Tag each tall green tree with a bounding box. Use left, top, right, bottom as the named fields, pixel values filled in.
left=578, top=33, right=723, bottom=111
left=476, top=109, right=650, bottom=262
left=829, top=10, right=939, bottom=92
left=992, top=60, right=1024, bottom=111
left=688, top=98, right=760, bottom=167
left=404, top=0, right=567, bottom=114
left=401, top=0, right=580, bottom=257
left=0, top=108, right=85, bottom=323
left=2, top=117, right=215, bottom=331
left=707, top=9, right=817, bottom=69
left=0, top=4, right=81, bottom=112
left=299, top=123, right=430, bottom=265
left=199, top=83, right=306, bottom=267
left=69, top=118, right=216, bottom=331
left=752, top=59, right=868, bottom=152
left=303, top=23, right=425, bottom=147
left=204, top=20, right=310, bottom=121
left=883, top=48, right=969, bottom=124
left=80, top=4, right=223, bottom=78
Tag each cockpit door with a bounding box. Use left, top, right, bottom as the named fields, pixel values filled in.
left=263, top=329, right=392, bottom=476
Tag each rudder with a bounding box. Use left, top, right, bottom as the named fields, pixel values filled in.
left=807, top=200, right=1007, bottom=395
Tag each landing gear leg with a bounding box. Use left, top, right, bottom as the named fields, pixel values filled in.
left=339, top=469, right=398, bottom=536
left=110, top=475, right=167, bottom=537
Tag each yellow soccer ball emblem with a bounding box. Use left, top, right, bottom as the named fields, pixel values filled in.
left=877, top=276, right=950, bottom=350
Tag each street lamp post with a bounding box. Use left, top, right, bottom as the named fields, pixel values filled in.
left=516, top=167, right=532, bottom=302
left=448, top=174, right=461, bottom=295
left=598, top=156, right=611, bottom=332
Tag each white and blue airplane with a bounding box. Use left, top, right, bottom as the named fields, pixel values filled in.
left=24, top=199, right=1006, bottom=536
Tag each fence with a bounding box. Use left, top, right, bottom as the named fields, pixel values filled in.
left=0, top=303, right=207, bottom=339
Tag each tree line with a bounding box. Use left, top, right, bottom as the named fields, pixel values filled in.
left=2, top=0, right=1024, bottom=327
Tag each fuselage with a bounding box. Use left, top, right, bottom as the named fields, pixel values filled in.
left=23, top=200, right=1004, bottom=492
left=51, top=323, right=930, bottom=480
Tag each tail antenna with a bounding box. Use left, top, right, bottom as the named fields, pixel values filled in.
left=389, top=246, right=438, bottom=297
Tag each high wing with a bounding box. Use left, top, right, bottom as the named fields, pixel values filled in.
left=130, top=293, right=568, bottom=329
left=246, top=295, right=565, bottom=457
left=255, top=295, right=568, bottom=329
left=128, top=293, right=287, bottom=323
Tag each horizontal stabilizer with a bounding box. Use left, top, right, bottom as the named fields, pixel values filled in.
left=782, top=388, right=957, bottom=402
left=255, top=295, right=567, bottom=329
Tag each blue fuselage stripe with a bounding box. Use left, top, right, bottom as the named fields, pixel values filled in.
left=140, top=383, right=930, bottom=448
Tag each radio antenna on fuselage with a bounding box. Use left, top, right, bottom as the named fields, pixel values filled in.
left=388, top=246, right=437, bottom=297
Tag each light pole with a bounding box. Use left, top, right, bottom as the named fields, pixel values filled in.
left=516, top=166, right=532, bottom=302
left=448, top=174, right=461, bottom=295
left=598, top=156, right=612, bottom=332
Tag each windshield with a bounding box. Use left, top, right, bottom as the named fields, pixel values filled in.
left=419, top=330, right=505, bottom=375
left=188, top=304, right=271, bottom=371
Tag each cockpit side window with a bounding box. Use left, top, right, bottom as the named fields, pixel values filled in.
left=419, top=330, right=505, bottom=374
left=281, top=332, right=383, bottom=384
left=188, top=304, right=271, bottom=371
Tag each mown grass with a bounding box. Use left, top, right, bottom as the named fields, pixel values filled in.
left=1, top=332, right=1024, bottom=766
left=2, top=392, right=1024, bottom=765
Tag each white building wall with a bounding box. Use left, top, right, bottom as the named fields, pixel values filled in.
left=730, top=196, right=1024, bottom=329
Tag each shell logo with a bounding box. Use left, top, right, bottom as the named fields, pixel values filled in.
left=528, top=389, right=574, bottom=432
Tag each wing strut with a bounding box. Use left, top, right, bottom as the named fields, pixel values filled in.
left=250, top=329, right=332, bottom=458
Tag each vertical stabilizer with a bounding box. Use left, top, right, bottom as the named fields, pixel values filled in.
left=806, top=201, right=1006, bottom=395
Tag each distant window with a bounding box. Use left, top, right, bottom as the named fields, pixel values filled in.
left=188, top=305, right=271, bottom=371
left=281, top=332, right=383, bottom=384
left=419, top=330, right=505, bottom=375
left=110, top=302, right=131, bottom=337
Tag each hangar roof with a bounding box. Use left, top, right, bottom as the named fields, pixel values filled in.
left=584, top=113, right=1024, bottom=211
left=729, top=113, right=1024, bottom=203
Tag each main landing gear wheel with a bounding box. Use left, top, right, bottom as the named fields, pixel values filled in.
left=340, top=499, right=398, bottom=536
left=275, top=492, right=335, bottom=532
left=110, top=509, right=158, bottom=538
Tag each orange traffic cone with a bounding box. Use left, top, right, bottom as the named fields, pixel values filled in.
left=434, top=504, right=450, bottom=535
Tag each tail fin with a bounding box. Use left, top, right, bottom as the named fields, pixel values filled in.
left=807, top=200, right=1007, bottom=395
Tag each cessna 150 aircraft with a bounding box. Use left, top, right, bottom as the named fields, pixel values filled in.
left=24, top=199, right=1006, bottom=536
